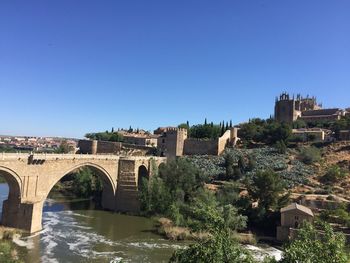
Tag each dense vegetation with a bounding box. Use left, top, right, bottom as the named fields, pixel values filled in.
left=0, top=241, right=22, bottom=263
left=85, top=131, right=124, bottom=142
left=0, top=145, right=19, bottom=153
left=136, top=134, right=350, bottom=261
left=238, top=115, right=350, bottom=144
left=280, top=221, right=349, bottom=263
left=140, top=159, right=285, bottom=242
left=178, top=119, right=233, bottom=139
left=184, top=147, right=314, bottom=187
left=238, top=118, right=291, bottom=145
left=50, top=167, right=103, bottom=199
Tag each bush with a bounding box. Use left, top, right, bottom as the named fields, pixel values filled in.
left=169, top=201, right=253, bottom=263
left=275, top=140, right=287, bottom=154
left=0, top=241, right=22, bottom=263
left=299, top=146, right=321, bottom=164
left=321, top=165, right=348, bottom=184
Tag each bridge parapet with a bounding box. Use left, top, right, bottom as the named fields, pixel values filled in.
left=0, top=153, right=123, bottom=161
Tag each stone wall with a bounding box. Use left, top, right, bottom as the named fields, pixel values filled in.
left=78, top=140, right=154, bottom=156
left=78, top=140, right=95, bottom=154
left=183, top=138, right=218, bottom=155
left=183, top=128, right=238, bottom=156
left=97, top=141, right=122, bottom=154
left=218, top=130, right=231, bottom=155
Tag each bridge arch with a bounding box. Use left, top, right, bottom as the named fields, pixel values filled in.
left=0, top=166, right=22, bottom=200
left=45, top=162, right=116, bottom=200
left=0, top=167, right=22, bottom=229
left=44, top=162, right=116, bottom=212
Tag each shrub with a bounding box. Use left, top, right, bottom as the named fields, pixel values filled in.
left=299, top=146, right=321, bottom=164
left=275, top=140, right=287, bottom=154
left=281, top=222, right=349, bottom=263
left=321, top=165, right=348, bottom=184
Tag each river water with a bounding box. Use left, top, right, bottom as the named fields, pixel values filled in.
left=0, top=183, right=282, bottom=262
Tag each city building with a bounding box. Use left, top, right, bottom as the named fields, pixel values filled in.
left=291, top=128, right=332, bottom=142
left=275, top=93, right=346, bottom=123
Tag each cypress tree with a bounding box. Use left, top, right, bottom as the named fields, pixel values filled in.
left=229, top=120, right=232, bottom=128
left=204, top=118, right=207, bottom=125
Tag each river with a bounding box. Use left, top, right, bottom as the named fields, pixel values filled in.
left=0, top=183, right=282, bottom=262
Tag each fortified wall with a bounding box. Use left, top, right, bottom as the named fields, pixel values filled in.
left=158, top=128, right=239, bottom=157
left=78, top=140, right=154, bottom=156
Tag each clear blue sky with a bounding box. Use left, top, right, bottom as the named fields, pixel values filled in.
left=1, top=0, right=349, bottom=138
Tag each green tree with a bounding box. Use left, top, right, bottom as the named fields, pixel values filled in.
left=169, top=201, right=253, bottom=263
left=216, top=183, right=240, bottom=206
left=281, top=221, right=349, bottom=263
left=72, top=167, right=103, bottom=198
left=190, top=124, right=221, bottom=139
left=292, top=119, right=307, bottom=129
left=159, top=159, right=208, bottom=202
left=248, top=170, right=286, bottom=212
left=139, top=175, right=172, bottom=215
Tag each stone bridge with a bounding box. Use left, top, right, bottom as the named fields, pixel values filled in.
left=0, top=153, right=166, bottom=233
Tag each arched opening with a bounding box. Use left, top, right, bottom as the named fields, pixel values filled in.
left=45, top=164, right=115, bottom=213
left=137, top=165, right=149, bottom=191
left=0, top=168, right=21, bottom=229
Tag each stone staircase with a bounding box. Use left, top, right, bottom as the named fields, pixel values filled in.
left=115, top=170, right=140, bottom=213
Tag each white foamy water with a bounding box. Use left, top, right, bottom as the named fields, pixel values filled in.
left=245, top=244, right=283, bottom=261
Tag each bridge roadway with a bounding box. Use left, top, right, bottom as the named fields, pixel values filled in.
left=0, top=153, right=166, bottom=233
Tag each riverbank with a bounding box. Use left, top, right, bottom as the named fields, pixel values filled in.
left=156, top=217, right=257, bottom=244
left=0, top=226, right=23, bottom=262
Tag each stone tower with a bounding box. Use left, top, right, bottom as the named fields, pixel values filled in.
left=274, top=93, right=321, bottom=123
left=274, top=93, right=301, bottom=123
left=157, top=128, right=188, bottom=158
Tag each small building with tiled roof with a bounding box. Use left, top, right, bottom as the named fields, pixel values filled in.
left=277, top=203, right=314, bottom=241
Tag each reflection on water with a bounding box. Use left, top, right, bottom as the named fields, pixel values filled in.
left=0, top=184, right=282, bottom=262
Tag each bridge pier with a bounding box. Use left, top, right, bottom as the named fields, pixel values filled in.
left=101, top=187, right=115, bottom=211
left=2, top=199, right=44, bottom=233
left=115, top=159, right=141, bottom=213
